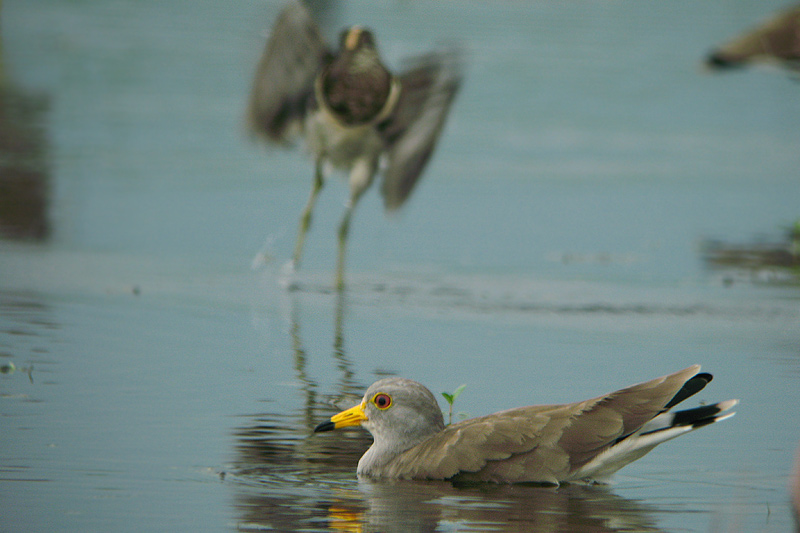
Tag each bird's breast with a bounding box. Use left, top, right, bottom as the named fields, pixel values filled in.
left=304, top=109, right=385, bottom=171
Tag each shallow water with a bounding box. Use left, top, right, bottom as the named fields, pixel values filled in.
left=2, top=0, right=800, bottom=531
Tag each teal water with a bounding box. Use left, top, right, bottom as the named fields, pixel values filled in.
left=2, top=1, right=799, bottom=531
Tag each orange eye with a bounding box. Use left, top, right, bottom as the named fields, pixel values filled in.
left=372, top=393, right=392, bottom=410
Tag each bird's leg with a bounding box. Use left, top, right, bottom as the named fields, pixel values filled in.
left=292, top=158, right=325, bottom=268
left=335, top=199, right=356, bottom=292
left=335, top=158, right=376, bottom=291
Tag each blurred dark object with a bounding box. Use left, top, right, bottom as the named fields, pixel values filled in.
left=793, top=443, right=800, bottom=532
left=702, top=221, right=800, bottom=284
left=0, top=80, right=51, bottom=241
left=704, top=241, right=799, bottom=269
left=302, top=0, right=341, bottom=37
left=247, top=0, right=463, bottom=290
left=705, top=4, right=800, bottom=71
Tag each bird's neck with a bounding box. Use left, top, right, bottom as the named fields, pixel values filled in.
left=357, top=423, right=443, bottom=477
left=357, top=437, right=411, bottom=477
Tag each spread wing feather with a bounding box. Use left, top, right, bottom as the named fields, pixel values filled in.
left=247, top=0, right=331, bottom=143
left=379, top=48, right=463, bottom=210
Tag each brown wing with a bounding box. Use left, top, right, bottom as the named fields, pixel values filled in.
left=381, top=365, right=702, bottom=484
left=705, top=5, right=800, bottom=69
left=378, top=47, right=463, bottom=211
left=246, top=0, right=331, bottom=143
left=554, top=365, right=702, bottom=468
left=382, top=403, right=584, bottom=483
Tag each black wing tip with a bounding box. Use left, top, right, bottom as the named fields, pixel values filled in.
left=695, top=372, right=713, bottom=385
left=704, top=51, right=745, bottom=70
left=663, top=371, right=713, bottom=410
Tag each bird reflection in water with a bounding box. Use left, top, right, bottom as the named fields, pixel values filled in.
left=0, top=36, right=51, bottom=242
left=230, top=290, right=371, bottom=528
left=234, top=474, right=665, bottom=532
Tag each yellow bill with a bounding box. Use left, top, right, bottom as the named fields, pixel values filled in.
left=314, top=401, right=368, bottom=433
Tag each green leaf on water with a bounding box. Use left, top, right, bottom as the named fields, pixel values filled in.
left=442, top=384, right=467, bottom=425
left=450, top=384, right=466, bottom=402
left=442, top=384, right=466, bottom=405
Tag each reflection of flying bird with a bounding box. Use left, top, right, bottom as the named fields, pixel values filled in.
left=315, top=365, right=737, bottom=484
left=247, top=0, right=463, bottom=290
left=705, top=4, right=800, bottom=71
left=793, top=443, right=800, bottom=530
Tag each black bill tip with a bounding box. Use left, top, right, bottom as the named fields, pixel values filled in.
left=314, top=420, right=335, bottom=433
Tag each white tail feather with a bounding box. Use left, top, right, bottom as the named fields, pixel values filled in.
left=569, top=399, right=738, bottom=483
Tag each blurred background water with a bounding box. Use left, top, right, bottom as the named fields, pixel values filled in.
left=1, top=0, right=799, bottom=531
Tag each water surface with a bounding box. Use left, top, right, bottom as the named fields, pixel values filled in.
left=2, top=1, right=799, bottom=531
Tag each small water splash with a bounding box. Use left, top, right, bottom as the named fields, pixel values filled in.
left=278, top=259, right=298, bottom=290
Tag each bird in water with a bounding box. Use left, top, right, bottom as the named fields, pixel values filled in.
left=247, top=1, right=463, bottom=290
left=315, top=365, right=737, bottom=484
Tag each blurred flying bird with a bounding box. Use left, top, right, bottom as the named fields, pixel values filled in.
left=247, top=0, right=463, bottom=290
left=705, top=4, right=800, bottom=72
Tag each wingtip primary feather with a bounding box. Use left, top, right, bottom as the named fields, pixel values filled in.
left=663, top=369, right=712, bottom=410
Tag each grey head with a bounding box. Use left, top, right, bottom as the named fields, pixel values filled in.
left=314, top=377, right=446, bottom=476
left=360, top=377, right=446, bottom=450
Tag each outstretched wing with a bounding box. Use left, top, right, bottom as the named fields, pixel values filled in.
left=378, top=48, right=463, bottom=211
left=247, top=0, right=331, bottom=144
